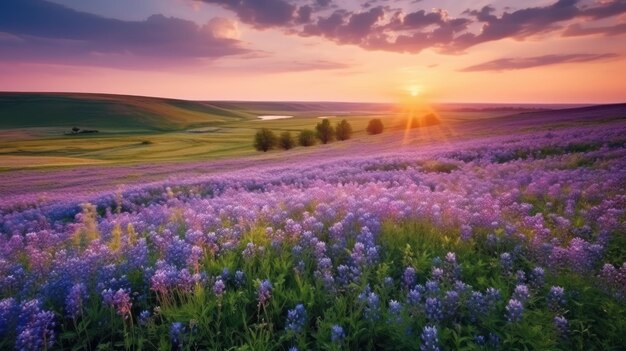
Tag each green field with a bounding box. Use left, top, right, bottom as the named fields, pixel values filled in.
left=0, top=93, right=512, bottom=169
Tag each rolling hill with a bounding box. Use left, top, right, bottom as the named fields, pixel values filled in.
left=0, top=92, right=252, bottom=131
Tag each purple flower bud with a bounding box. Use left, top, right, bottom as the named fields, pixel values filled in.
left=257, top=279, right=272, bottom=306
left=285, top=304, right=307, bottom=333
left=213, top=278, right=226, bottom=297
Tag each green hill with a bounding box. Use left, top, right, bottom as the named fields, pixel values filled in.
left=0, top=92, right=252, bottom=131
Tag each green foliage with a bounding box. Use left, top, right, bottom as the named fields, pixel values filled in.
left=366, top=119, right=384, bottom=135
left=254, top=129, right=278, bottom=152
left=298, top=130, right=316, bottom=147
left=315, top=119, right=335, bottom=144
left=278, top=131, right=295, bottom=150
left=335, top=119, right=353, bottom=141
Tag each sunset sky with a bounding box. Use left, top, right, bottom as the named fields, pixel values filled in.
left=1, top=0, right=625, bottom=103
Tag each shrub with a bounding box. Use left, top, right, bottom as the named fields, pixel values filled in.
left=278, top=131, right=295, bottom=150
left=366, top=119, right=384, bottom=135
left=298, top=130, right=316, bottom=147
left=315, top=119, right=335, bottom=144
left=254, top=128, right=277, bottom=152
left=335, top=119, right=353, bottom=141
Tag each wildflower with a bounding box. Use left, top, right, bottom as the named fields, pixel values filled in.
left=425, top=280, right=439, bottom=296
left=331, top=324, right=345, bottom=343
left=285, top=304, right=307, bottom=333
left=169, top=322, right=185, bottom=349
left=512, top=284, right=530, bottom=304
left=213, top=278, right=226, bottom=297
left=234, top=270, right=246, bottom=287
left=425, top=297, right=443, bottom=322
left=443, top=290, right=459, bottom=319
left=102, top=288, right=132, bottom=319
left=420, top=325, right=440, bottom=351
left=554, top=315, right=568, bottom=336
left=138, top=310, right=151, bottom=326
left=548, top=286, right=566, bottom=309
left=65, top=283, right=87, bottom=319
left=505, top=299, right=523, bottom=322
left=403, top=267, right=417, bottom=288
left=257, top=279, right=272, bottom=306
left=500, top=252, right=513, bottom=273
left=529, top=267, right=545, bottom=288
left=468, top=291, right=487, bottom=321
left=407, top=287, right=422, bottom=306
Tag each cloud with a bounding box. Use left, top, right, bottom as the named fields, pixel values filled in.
left=460, top=53, right=620, bottom=72
left=202, top=0, right=626, bottom=55
left=0, top=0, right=251, bottom=68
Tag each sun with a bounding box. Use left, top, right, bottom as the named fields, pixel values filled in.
left=408, top=85, right=422, bottom=97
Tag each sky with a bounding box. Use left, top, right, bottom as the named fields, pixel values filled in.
left=0, top=0, right=625, bottom=103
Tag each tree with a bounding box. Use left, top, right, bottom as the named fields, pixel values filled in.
left=366, top=118, right=384, bottom=135
left=254, top=128, right=277, bottom=152
left=278, top=131, right=295, bottom=150
left=315, top=119, right=335, bottom=144
left=335, top=119, right=353, bottom=141
left=298, top=130, right=316, bottom=147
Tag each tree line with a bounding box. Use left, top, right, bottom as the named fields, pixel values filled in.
left=254, top=118, right=384, bottom=152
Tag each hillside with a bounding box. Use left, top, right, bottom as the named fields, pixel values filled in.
left=0, top=92, right=252, bottom=131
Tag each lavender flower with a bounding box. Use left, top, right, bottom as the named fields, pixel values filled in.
left=331, top=324, right=345, bottom=343
left=169, top=322, right=185, bottom=349
left=548, top=286, right=566, bottom=309
left=512, top=284, right=530, bottom=304
left=425, top=297, right=443, bottom=322
left=285, top=304, right=307, bottom=333
left=257, top=279, right=272, bottom=306
left=554, top=315, right=568, bottom=336
left=403, top=267, right=417, bottom=288
left=138, top=310, right=151, bottom=326
left=529, top=267, right=545, bottom=288
left=505, top=299, right=523, bottom=323
left=213, top=278, right=226, bottom=297
left=500, top=252, right=513, bottom=273
left=65, top=283, right=87, bottom=319
left=420, top=325, right=440, bottom=351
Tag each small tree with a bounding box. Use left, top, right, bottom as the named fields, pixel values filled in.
left=278, top=131, right=295, bottom=150
left=298, top=130, right=316, bottom=147
left=315, top=119, right=335, bottom=144
left=335, top=119, right=353, bottom=141
left=254, top=128, right=277, bottom=152
left=366, top=118, right=384, bottom=135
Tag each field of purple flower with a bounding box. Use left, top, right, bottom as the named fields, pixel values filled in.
left=1, top=115, right=625, bottom=350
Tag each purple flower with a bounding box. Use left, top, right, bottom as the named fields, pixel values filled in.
left=443, top=290, right=459, bottom=319
left=102, top=288, right=132, bottom=319
left=407, top=287, right=422, bottom=306
left=425, top=297, right=442, bottom=322
left=468, top=291, right=487, bottom=321
left=257, top=279, right=272, bottom=306
left=554, top=315, right=568, bottom=336
left=331, top=324, right=345, bottom=343
left=512, top=284, right=530, bottom=304
left=65, top=283, right=87, bottom=319
left=403, top=267, right=417, bottom=288
left=420, top=325, right=440, bottom=351
left=138, top=310, right=151, bottom=326
left=529, top=267, right=545, bottom=288
left=500, top=252, right=513, bottom=273
left=548, top=286, right=566, bottom=309
left=234, top=270, right=246, bottom=287
left=213, top=278, right=226, bottom=297
left=169, top=322, right=186, bottom=348
left=16, top=300, right=56, bottom=351
left=505, top=299, right=523, bottom=323
left=285, top=304, right=307, bottom=333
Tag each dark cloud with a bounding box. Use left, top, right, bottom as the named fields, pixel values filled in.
left=0, top=0, right=250, bottom=67
left=460, top=53, right=620, bottom=72
left=563, top=23, right=626, bottom=37
left=200, top=0, right=298, bottom=28
left=203, top=0, right=626, bottom=55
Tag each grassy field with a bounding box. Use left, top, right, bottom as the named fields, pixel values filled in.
left=0, top=93, right=518, bottom=169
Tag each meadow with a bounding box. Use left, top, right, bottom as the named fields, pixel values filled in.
left=1, top=93, right=523, bottom=170
left=0, top=96, right=625, bottom=350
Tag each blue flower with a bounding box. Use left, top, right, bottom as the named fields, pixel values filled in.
left=505, top=299, right=523, bottom=323
left=285, top=304, right=307, bottom=333
left=331, top=324, right=345, bottom=343
left=420, top=325, right=440, bottom=351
